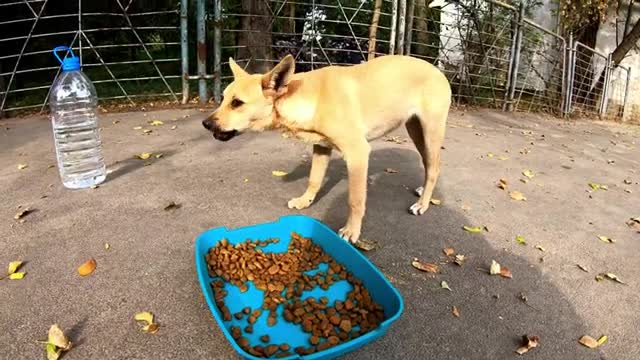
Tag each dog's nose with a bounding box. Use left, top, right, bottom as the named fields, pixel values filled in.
left=202, top=119, right=214, bottom=130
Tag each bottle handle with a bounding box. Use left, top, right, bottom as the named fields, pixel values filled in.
left=53, top=46, right=75, bottom=65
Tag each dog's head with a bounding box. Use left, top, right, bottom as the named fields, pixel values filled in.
left=202, top=55, right=295, bottom=141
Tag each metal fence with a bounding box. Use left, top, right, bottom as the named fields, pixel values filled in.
left=0, top=0, right=633, bottom=122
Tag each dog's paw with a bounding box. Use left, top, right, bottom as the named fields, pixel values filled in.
left=287, top=196, right=314, bottom=210
left=409, top=201, right=430, bottom=216
left=338, top=225, right=361, bottom=243
left=414, top=186, right=424, bottom=197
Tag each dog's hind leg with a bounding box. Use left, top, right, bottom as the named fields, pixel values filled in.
left=288, top=144, right=332, bottom=210
left=406, top=108, right=447, bottom=215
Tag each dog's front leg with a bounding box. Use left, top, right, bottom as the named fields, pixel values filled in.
left=338, top=142, right=371, bottom=243
left=288, top=144, right=332, bottom=210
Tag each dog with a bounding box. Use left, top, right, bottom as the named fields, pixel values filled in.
left=203, top=54, right=451, bottom=243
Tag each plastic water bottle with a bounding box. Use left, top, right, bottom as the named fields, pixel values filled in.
left=50, top=46, right=106, bottom=189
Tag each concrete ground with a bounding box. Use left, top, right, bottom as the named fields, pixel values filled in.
left=1, top=108, right=638, bottom=360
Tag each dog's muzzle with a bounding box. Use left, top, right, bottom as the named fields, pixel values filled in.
left=202, top=119, right=238, bottom=142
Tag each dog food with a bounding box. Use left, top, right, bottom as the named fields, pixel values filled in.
left=205, top=232, right=385, bottom=358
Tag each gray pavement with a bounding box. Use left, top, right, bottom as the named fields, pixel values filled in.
left=1, top=108, right=639, bottom=360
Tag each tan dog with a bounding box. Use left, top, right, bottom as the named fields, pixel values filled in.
left=203, top=54, right=451, bottom=243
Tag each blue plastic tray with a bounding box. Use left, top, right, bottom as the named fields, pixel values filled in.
left=194, top=215, right=404, bottom=360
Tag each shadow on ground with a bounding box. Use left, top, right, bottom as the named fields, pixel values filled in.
left=288, top=148, right=601, bottom=360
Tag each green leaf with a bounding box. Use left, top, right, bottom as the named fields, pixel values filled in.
left=463, top=226, right=483, bottom=233
left=515, top=235, right=527, bottom=245
left=597, top=335, right=608, bottom=345
left=46, top=343, right=60, bottom=360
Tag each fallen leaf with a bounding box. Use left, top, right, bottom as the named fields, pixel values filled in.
left=595, top=274, right=605, bottom=282
left=498, top=178, right=508, bottom=190
left=440, top=281, right=452, bottom=291
left=77, top=258, right=96, bottom=276
left=353, top=238, right=379, bottom=251
left=500, top=267, right=513, bottom=278
left=597, top=235, right=615, bottom=244
left=498, top=156, right=509, bottom=161
left=18, top=164, right=28, bottom=170
left=625, top=189, right=633, bottom=194
left=535, top=245, right=546, bottom=252
left=148, top=120, right=164, bottom=126
left=8, top=261, right=22, bottom=275
left=46, top=343, right=61, bottom=360
left=143, top=129, right=152, bottom=134
left=112, top=120, right=120, bottom=124
left=412, top=258, right=439, bottom=273
left=515, top=235, right=527, bottom=245
left=48, top=324, right=72, bottom=351
left=244, top=178, right=249, bottom=183
left=430, top=198, right=442, bottom=205
left=520, top=179, right=529, bottom=184
left=490, top=260, right=501, bottom=275
left=452, top=306, right=460, bottom=317
left=443, top=248, right=455, bottom=256
left=14, top=208, right=33, bottom=220
left=577, top=264, right=589, bottom=272
left=578, top=335, right=599, bottom=349
left=272, top=170, right=288, bottom=177
left=155, top=153, right=163, bottom=159
left=143, top=323, right=159, bottom=333
left=623, top=179, right=632, bottom=185
left=9, top=272, right=26, bottom=280
left=509, top=191, right=527, bottom=201
left=133, top=126, right=143, bottom=130
left=522, top=170, right=535, bottom=179
left=626, top=217, right=640, bottom=229
left=597, top=335, right=608, bottom=346
left=515, top=335, right=540, bottom=355
left=454, top=254, right=465, bottom=266
left=603, top=273, right=625, bottom=284
left=163, top=201, right=181, bottom=211
left=104, top=243, right=110, bottom=250
left=589, top=183, right=601, bottom=190
left=170, top=125, right=177, bottom=130
left=135, top=152, right=152, bottom=160
left=461, top=204, right=471, bottom=211
left=384, top=168, right=398, bottom=174
left=463, top=225, right=483, bottom=233
left=135, top=311, right=154, bottom=324
left=487, top=152, right=494, bottom=158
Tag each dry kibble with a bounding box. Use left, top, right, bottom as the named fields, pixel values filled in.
left=206, top=232, right=385, bottom=351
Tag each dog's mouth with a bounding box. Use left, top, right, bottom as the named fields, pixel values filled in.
left=212, top=128, right=238, bottom=142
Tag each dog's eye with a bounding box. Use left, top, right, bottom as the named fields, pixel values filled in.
left=230, top=98, right=244, bottom=108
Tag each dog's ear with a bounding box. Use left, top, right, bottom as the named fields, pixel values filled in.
left=261, top=55, right=295, bottom=96
left=229, top=58, right=248, bottom=79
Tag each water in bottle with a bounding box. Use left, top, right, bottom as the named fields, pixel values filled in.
left=50, top=46, right=106, bottom=189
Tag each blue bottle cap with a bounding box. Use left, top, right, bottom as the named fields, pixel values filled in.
left=53, top=46, right=80, bottom=71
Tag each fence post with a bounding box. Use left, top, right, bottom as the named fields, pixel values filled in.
left=397, top=0, right=406, bottom=55
left=599, top=54, right=612, bottom=117
left=404, top=0, right=415, bottom=55
left=196, top=0, right=208, bottom=105
left=213, top=0, right=222, bottom=104
left=622, top=68, right=631, bottom=121
left=503, top=3, right=524, bottom=112
left=390, top=0, right=398, bottom=54
left=562, top=33, right=573, bottom=116
left=180, top=0, right=189, bottom=104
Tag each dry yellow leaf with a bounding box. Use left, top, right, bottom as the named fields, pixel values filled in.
left=18, top=164, right=28, bottom=170
left=135, top=311, right=154, bottom=324
left=522, top=170, right=535, bottom=179
left=135, top=152, right=152, bottom=160
left=48, top=324, right=72, bottom=350
left=9, top=272, right=25, bottom=280
left=498, top=156, right=509, bottom=161
left=490, top=260, right=501, bottom=275
left=104, top=243, right=110, bottom=250
left=271, top=170, right=288, bottom=177
left=8, top=261, right=22, bottom=274
left=143, top=323, right=159, bottom=334
left=597, top=335, right=608, bottom=345
left=155, top=153, right=164, bottom=159
left=170, top=125, right=177, bottom=130
left=597, top=235, right=615, bottom=243
left=77, top=258, right=96, bottom=276
left=510, top=191, right=527, bottom=201
left=578, top=335, right=599, bottom=349
left=143, top=129, right=152, bottom=134
left=148, top=120, right=164, bottom=126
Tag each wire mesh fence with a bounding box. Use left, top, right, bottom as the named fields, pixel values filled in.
left=0, top=0, right=633, bottom=122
